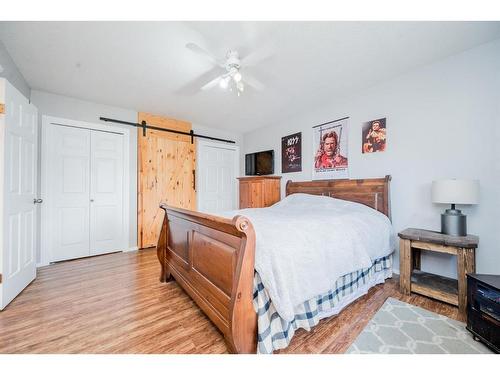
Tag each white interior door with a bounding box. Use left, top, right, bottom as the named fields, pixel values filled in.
left=48, top=125, right=91, bottom=262
left=197, top=142, right=238, bottom=213
left=1, top=81, right=38, bottom=310
left=90, top=131, right=124, bottom=255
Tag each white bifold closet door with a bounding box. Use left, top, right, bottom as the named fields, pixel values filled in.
left=89, top=130, right=124, bottom=256
left=197, top=141, right=238, bottom=213
left=50, top=125, right=91, bottom=261
left=48, top=124, right=124, bottom=262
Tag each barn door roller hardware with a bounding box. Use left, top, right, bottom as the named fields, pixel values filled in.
left=99, top=117, right=235, bottom=144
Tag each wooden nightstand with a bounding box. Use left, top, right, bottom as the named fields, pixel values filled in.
left=398, top=228, right=479, bottom=319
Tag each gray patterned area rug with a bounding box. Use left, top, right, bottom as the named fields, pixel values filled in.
left=347, top=297, right=492, bottom=354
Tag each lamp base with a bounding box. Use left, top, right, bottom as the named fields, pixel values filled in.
left=441, top=208, right=467, bottom=236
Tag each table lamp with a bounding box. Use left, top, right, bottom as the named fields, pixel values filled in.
left=431, top=179, right=479, bottom=236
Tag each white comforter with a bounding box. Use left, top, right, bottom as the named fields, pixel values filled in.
left=220, top=193, right=394, bottom=321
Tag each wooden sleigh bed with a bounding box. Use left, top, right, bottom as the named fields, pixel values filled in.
left=156, top=176, right=391, bottom=353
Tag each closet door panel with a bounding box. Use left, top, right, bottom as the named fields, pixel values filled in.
left=90, top=131, right=124, bottom=255
left=49, top=125, right=91, bottom=262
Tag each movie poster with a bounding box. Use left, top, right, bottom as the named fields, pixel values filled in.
left=312, top=117, right=349, bottom=180
left=281, top=132, right=302, bottom=173
left=362, top=118, right=386, bottom=153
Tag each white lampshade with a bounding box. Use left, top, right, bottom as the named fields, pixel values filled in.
left=432, top=179, right=479, bottom=205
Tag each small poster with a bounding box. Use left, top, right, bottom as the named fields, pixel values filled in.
left=312, top=117, right=349, bottom=180
left=281, top=132, right=302, bottom=173
left=362, top=118, right=386, bottom=153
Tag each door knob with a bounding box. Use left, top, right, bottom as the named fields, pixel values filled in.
left=90, top=199, right=94, bottom=202
left=33, top=198, right=43, bottom=204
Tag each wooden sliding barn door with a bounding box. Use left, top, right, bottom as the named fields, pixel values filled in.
left=138, top=112, right=196, bottom=249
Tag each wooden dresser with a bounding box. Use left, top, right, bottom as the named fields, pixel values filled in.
left=238, top=176, right=281, bottom=209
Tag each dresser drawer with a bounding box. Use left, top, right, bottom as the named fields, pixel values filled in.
left=473, top=293, right=500, bottom=321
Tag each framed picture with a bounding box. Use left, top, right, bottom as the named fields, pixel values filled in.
left=281, top=132, right=302, bottom=173
left=312, top=117, right=349, bottom=180
left=362, top=118, right=386, bottom=153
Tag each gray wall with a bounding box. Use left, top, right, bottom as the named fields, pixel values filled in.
left=243, top=39, right=500, bottom=277
left=0, top=40, right=30, bottom=99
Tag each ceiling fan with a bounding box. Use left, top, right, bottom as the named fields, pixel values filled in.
left=186, top=42, right=268, bottom=96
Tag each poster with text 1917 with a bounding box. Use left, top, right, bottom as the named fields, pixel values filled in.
left=312, top=117, right=349, bottom=180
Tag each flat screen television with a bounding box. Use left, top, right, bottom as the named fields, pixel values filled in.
left=245, top=150, right=274, bottom=176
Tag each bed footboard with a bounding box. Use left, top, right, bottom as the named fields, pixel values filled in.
left=157, top=204, right=257, bottom=353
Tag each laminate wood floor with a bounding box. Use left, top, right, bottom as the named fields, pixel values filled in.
left=0, top=248, right=460, bottom=354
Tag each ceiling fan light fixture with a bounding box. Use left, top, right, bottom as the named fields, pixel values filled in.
left=186, top=42, right=265, bottom=95
left=219, top=76, right=230, bottom=89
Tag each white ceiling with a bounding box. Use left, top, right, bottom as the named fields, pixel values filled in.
left=1, top=21, right=500, bottom=133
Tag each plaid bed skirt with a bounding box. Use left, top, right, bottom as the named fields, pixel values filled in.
left=253, top=254, right=393, bottom=354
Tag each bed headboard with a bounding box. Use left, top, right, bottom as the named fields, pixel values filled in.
left=286, top=175, right=391, bottom=219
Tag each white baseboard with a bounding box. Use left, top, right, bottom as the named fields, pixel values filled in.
left=36, top=246, right=139, bottom=268
left=124, top=246, right=139, bottom=252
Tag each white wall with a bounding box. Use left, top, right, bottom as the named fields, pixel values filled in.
left=30, top=90, right=242, bottom=264
left=0, top=40, right=30, bottom=99
left=243, top=39, right=500, bottom=277
left=193, top=122, right=242, bottom=147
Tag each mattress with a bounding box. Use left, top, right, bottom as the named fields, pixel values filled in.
left=220, top=193, right=395, bottom=322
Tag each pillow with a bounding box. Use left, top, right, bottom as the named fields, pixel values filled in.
left=273, top=192, right=381, bottom=216
left=272, top=192, right=337, bottom=208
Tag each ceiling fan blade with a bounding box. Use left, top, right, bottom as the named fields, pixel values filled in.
left=240, top=43, right=274, bottom=67
left=175, top=66, right=223, bottom=95
left=243, top=73, right=265, bottom=91
left=201, top=75, right=223, bottom=91
left=186, top=42, right=225, bottom=67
